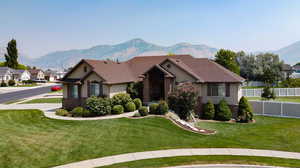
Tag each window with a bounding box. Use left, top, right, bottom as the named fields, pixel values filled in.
left=207, top=83, right=230, bottom=97
left=84, top=66, right=87, bottom=72
left=166, top=64, right=171, bottom=68
left=89, top=82, right=101, bottom=96
left=69, top=85, right=79, bottom=98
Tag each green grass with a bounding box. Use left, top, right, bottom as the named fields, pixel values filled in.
left=14, top=84, right=38, bottom=87
left=1, top=110, right=300, bottom=167
left=247, top=96, right=300, bottom=103
left=20, top=98, right=62, bottom=104
left=101, top=155, right=300, bottom=168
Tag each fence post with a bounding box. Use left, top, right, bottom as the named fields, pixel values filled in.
left=281, top=102, right=283, bottom=116
left=262, top=101, right=264, bottom=115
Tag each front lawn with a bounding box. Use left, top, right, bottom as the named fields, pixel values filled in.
left=247, top=96, right=300, bottom=103
left=101, top=155, right=300, bottom=168
left=20, top=98, right=62, bottom=104
left=0, top=110, right=300, bottom=168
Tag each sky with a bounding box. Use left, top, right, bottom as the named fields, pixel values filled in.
left=1, top=0, right=300, bottom=58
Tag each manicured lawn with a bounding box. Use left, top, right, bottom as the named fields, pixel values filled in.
left=101, top=155, right=300, bottom=168
left=15, top=84, right=38, bottom=87
left=0, top=110, right=300, bottom=167
left=20, top=98, right=62, bottom=104
left=247, top=96, right=300, bottom=103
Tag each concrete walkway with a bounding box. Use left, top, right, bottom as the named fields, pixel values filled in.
left=53, top=148, right=300, bottom=168
left=167, top=164, right=287, bottom=168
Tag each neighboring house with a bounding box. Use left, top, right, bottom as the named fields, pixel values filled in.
left=60, top=55, right=245, bottom=111
left=44, top=69, right=56, bottom=81
left=291, top=64, right=300, bottom=79
left=281, top=64, right=294, bottom=80
left=0, top=67, right=13, bottom=83
left=29, top=69, right=45, bottom=80
left=13, top=70, right=31, bottom=82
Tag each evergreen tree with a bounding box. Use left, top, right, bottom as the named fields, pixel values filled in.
left=215, top=49, right=240, bottom=75
left=215, top=99, right=232, bottom=121
left=202, top=100, right=215, bottom=120
left=4, top=39, right=19, bottom=69
left=237, top=96, right=253, bottom=123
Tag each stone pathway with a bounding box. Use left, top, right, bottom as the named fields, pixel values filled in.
left=53, top=148, right=300, bottom=168
left=166, top=164, right=287, bottom=168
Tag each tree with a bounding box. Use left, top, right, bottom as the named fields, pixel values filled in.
left=215, top=99, right=232, bottom=121
left=256, top=53, right=283, bottom=85
left=4, top=39, right=19, bottom=69
left=215, top=49, right=240, bottom=75
left=202, top=100, right=215, bottom=120
left=237, top=96, right=253, bottom=123
left=236, top=51, right=258, bottom=81
left=295, top=62, right=300, bottom=66
left=261, top=87, right=276, bottom=100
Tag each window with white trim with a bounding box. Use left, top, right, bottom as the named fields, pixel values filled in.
left=70, top=85, right=79, bottom=98
left=90, top=82, right=101, bottom=96
left=207, top=83, right=230, bottom=97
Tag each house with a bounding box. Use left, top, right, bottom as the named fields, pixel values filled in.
left=0, top=67, right=13, bottom=83
left=294, top=64, right=300, bottom=73
left=44, top=69, right=56, bottom=81
left=29, top=69, right=45, bottom=80
left=281, top=64, right=294, bottom=80
left=60, top=55, right=245, bottom=112
left=13, top=69, right=31, bottom=82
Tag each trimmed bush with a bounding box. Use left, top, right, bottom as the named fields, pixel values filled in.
left=0, top=81, right=7, bottom=87
left=261, top=87, right=276, bottom=100
left=237, top=96, right=253, bottom=123
left=8, top=80, right=15, bottom=86
left=139, top=106, right=149, bottom=116
left=215, top=99, right=232, bottom=121
left=202, top=100, right=215, bottom=120
left=71, top=107, right=91, bottom=117
left=133, top=98, right=142, bottom=109
left=168, top=83, right=197, bottom=120
left=85, top=96, right=111, bottom=116
left=157, top=100, right=169, bottom=115
left=112, top=105, right=124, bottom=114
left=125, top=102, right=136, bottom=112
left=111, top=93, right=132, bottom=106
left=149, top=103, right=159, bottom=114
left=55, top=109, right=69, bottom=116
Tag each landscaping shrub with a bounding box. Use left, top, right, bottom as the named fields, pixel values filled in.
left=202, top=100, right=215, bottom=120
left=125, top=102, right=136, bottom=112
left=215, top=99, right=232, bottom=121
left=168, top=82, right=197, bottom=120
left=138, top=106, right=149, bottom=116
left=261, top=87, right=276, bottom=100
left=133, top=111, right=141, bottom=117
left=0, top=81, right=7, bottom=87
left=55, top=109, right=69, bottom=116
left=112, top=105, right=124, bottom=114
left=133, top=98, right=142, bottom=109
left=85, top=96, right=111, bottom=116
left=71, top=107, right=91, bottom=117
left=237, top=96, right=253, bottom=123
left=126, top=82, right=143, bottom=99
left=157, top=100, right=169, bottom=115
left=111, top=93, right=132, bottom=106
left=8, top=80, right=15, bottom=86
left=149, top=103, right=159, bottom=114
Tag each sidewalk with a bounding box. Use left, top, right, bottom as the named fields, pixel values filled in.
left=53, top=148, right=300, bottom=168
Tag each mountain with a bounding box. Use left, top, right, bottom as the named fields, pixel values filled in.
left=27, top=39, right=218, bottom=69
left=274, top=41, right=300, bottom=65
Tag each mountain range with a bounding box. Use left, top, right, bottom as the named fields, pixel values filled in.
left=0, top=38, right=299, bottom=69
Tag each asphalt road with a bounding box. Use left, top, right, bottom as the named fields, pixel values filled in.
left=0, top=85, right=58, bottom=104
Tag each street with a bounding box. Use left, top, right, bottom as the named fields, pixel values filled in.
left=0, top=85, right=59, bottom=104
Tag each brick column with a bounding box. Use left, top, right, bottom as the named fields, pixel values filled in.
left=164, top=77, right=173, bottom=100
left=143, top=75, right=150, bottom=103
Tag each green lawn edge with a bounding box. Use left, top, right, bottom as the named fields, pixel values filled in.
left=100, top=155, right=300, bottom=168
left=20, top=98, right=62, bottom=104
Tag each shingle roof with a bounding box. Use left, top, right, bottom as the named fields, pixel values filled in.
left=64, top=55, right=244, bottom=84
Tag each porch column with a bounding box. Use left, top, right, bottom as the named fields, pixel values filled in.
left=164, top=77, right=173, bottom=100
left=143, top=74, right=150, bottom=103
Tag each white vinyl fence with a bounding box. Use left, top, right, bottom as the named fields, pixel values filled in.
left=250, top=101, right=300, bottom=118
left=242, top=88, right=300, bottom=97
